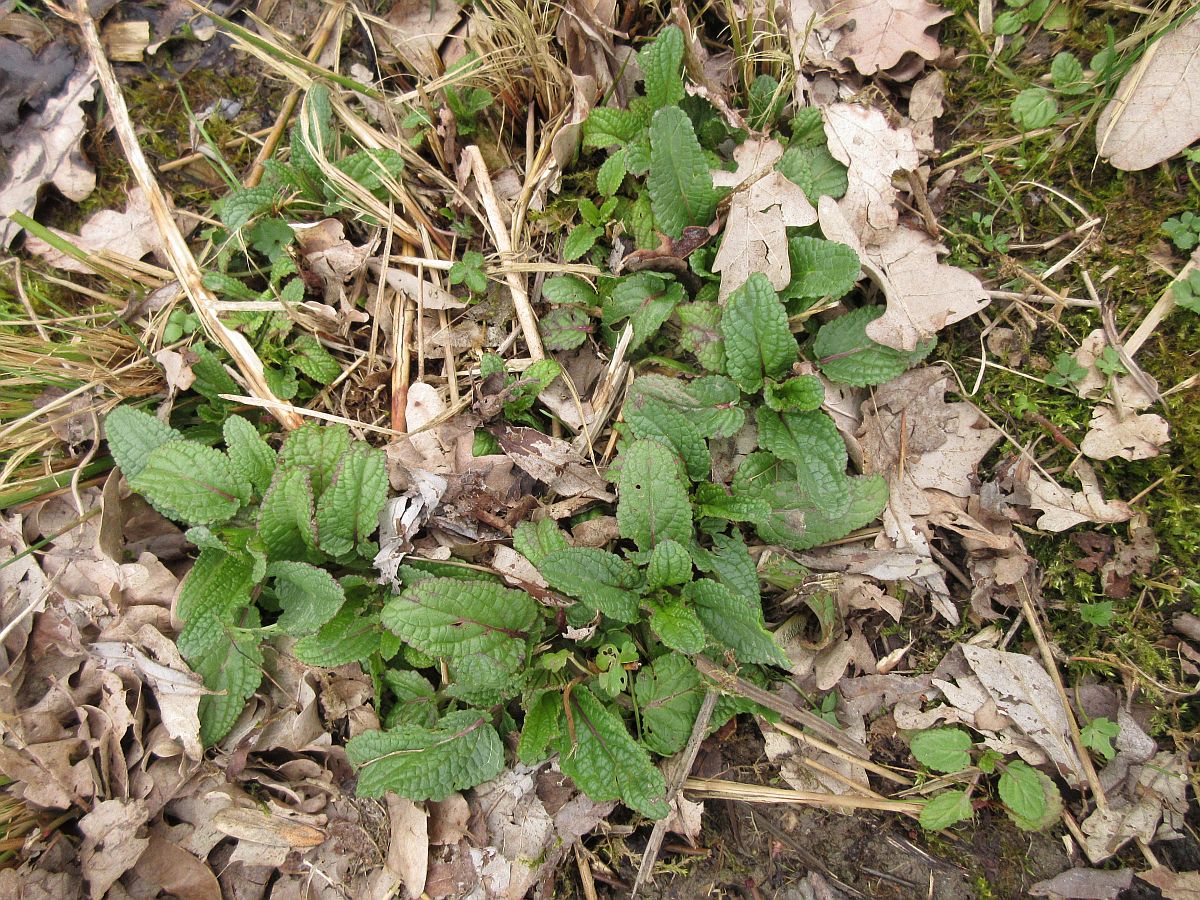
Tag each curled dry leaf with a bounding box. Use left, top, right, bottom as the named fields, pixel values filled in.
left=788, top=0, right=847, bottom=72
left=818, top=198, right=989, bottom=351
left=1081, top=751, right=1188, bottom=862
left=1096, top=14, right=1200, bottom=171
left=1138, top=867, right=1200, bottom=900
left=79, top=798, right=150, bottom=899
left=958, top=644, right=1085, bottom=785
left=828, top=0, right=951, bottom=76
left=493, top=425, right=613, bottom=501
left=906, top=70, right=946, bottom=154
left=373, top=0, right=463, bottom=77
left=384, top=794, right=429, bottom=898
left=712, top=138, right=818, bottom=300
left=0, top=61, right=97, bottom=247
left=1021, top=459, right=1134, bottom=532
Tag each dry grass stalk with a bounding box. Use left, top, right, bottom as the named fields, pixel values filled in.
left=683, top=777, right=924, bottom=814
left=71, top=0, right=302, bottom=430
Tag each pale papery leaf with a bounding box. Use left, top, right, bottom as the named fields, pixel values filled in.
left=1029, top=867, right=1133, bottom=899
left=24, top=188, right=167, bottom=273
left=1096, top=15, right=1200, bottom=171
left=828, top=0, right=952, bottom=76
left=1080, top=407, right=1170, bottom=461
left=79, top=799, right=150, bottom=900
left=1020, top=460, right=1134, bottom=532
left=0, top=62, right=97, bottom=248
left=384, top=795, right=429, bottom=897
left=818, top=197, right=990, bottom=351
left=712, top=139, right=818, bottom=300
left=1137, top=866, right=1200, bottom=899
left=822, top=104, right=919, bottom=243
left=788, top=0, right=847, bottom=71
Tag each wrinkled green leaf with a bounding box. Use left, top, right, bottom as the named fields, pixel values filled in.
left=539, top=548, right=644, bottom=622
left=648, top=106, right=718, bottom=239
left=616, top=439, right=693, bottom=550
left=635, top=655, right=703, bottom=755
left=813, top=306, right=936, bottom=387
left=721, top=273, right=796, bottom=394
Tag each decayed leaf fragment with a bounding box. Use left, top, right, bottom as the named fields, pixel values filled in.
left=711, top=138, right=818, bottom=300
left=1020, top=459, right=1134, bottom=532
left=828, top=0, right=951, bottom=76
left=1080, top=407, right=1170, bottom=461
left=24, top=187, right=164, bottom=273
left=819, top=197, right=989, bottom=351
left=0, top=61, right=97, bottom=247
left=1096, top=14, right=1200, bottom=171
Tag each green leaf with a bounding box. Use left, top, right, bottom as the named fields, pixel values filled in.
left=314, top=443, right=388, bottom=557
left=383, top=670, right=439, bottom=729
left=648, top=106, right=718, bottom=239
left=597, top=149, right=628, bottom=197
left=624, top=394, right=711, bottom=481
left=348, top=712, right=505, bottom=801
left=381, top=577, right=538, bottom=664
left=910, top=728, right=973, bottom=774
left=541, top=307, right=591, bottom=351
left=190, top=344, right=239, bottom=409
left=813, top=306, right=936, bottom=386
left=334, top=147, right=405, bottom=191
left=219, top=184, right=278, bottom=232
left=602, top=271, right=684, bottom=351
left=639, top=26, right=685, bottom=109
left=789, top=108, right=827, bottom=148
left=780, top=236, right=860, bottom=302
left=1050, top=52, right=1089, bottom=95
left=538, top=548, right=644, bottom=622
left=278, top=423, right=350, bottom=497
left=647, top=596, right=706, bottom=653
left=748, top=74, right=785, bottom=129
left=518, top=690, right=563, bottom=765
left=776, top=144, right=848, bottom=202
left=1011, top=88, right=1058, bottom=130
left=627, top=189, right=657, bottom=244
left=685, top=579, right=789, bottom=667
left=542, top=274, right=597, bottom=305
left=692, top=484, right=771, bottom=524
left=677, top=301, right=727, bottom=372
left=195, top=607, right=263, bottom=746
left=635, top=655, right=703, bottom=756
left=691, top=531, right=759, bottom=605
left=1080, top=717, right=1119, bottom=762
left=628, top=375, right=745, bottom=439
left=223, top=415, right=276, bottom=496
left=554, top=687, right=669, bottom=819
left=176, top=547, right=257, bottom=660
left=267, top=560, right=345, bottom=635
left=646, top=539, right=693, bottom=589
left=1079, top=601, right=1115, bottom=626
left=764, top=376, right=825, bottom=412
left=583, top=106, right=647, bottom=149
left=755, top=408, right=849, bottom=513
left=105, top=406, right=183, bottom=480
left=792, top=475, right=888, bottom=548
left=920, top=790, right=973, bottom=830
left=290, top=333, right=343, bottom=382
left=564, top=223, right=603, bottom=261
left=130, top=441, right=246, bottom=526
left=998, top=761, right=1048, bottom=826
left=512, top=519, right=570, bottom=568
left=721, top=273, right=796, bottom=394
left=294, top=601, right=381, bottom=667
left=257, top=466, right=318, bottom=561
left=616, top=440, right=694, bottom=551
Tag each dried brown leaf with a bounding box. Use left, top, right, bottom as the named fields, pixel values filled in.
left=1080, top=407, right=1170, bottom=461
left=385, top=794, right=429, bottom=896
left=823, top=104, right=919, bottom=241
left=79, top=799, right=150, bottom=899
left=132, top=833, right=221, bottom=900
left=24, top=187, right=165, bottom=273
left=1138, top=868, right=1200, bottom=900
left=1022, top=460, right=1134, bottom=532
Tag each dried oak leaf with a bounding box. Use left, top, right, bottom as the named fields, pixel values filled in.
left=823, top=103, right=919, bottom=242
left=1021, top=460, right=1134, bottom=532
left=820, top=198, right=988, bottom=351
left=1096, top=14, right=1200, bottom=171
left=0, top=61, right=96, bottom=248
left=712, top=138, right=817, bottom=300
left=1080, top=407, right=1170, bottom=461
left=829, top=0, right=952, bottom=77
